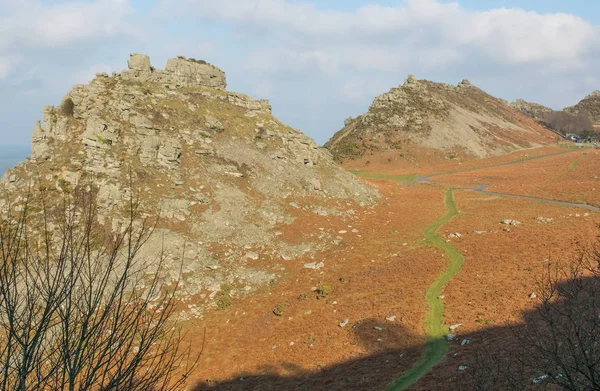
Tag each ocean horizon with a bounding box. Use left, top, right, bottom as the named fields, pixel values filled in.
left=0, top=145, right=30, bottom=176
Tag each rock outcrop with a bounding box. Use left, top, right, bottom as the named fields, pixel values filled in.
left=325, top=76, right=557, bottom=162
left=510, top=99, right=553, bottom=122
left=1, top=54, right=378, bottom=317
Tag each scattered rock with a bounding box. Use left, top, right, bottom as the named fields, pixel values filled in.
left=311, top=178, right=322, bottom=191
left=461, top=338, right=472, bottom=346
left=533, top=375, right=549, bottom=384
left=386, top=315, right=397, bottom=322
left=246, top=252, right=259, bottom=261
left=339, top=319, right=349, bottom=328
left=374, top=326, right=383, bottom=332
left=501, top=219, right=521, bottom=226
left=445, top=334, right=457, bottom=341
left=449, top=323, right=462, bottom=332
left=458, top=365, right=468, bottom=371
left=304, top=262, right=325, bottom=270
left=205, top=115, right=224, bottom=132
left=529, top=292, right=537, bottom=299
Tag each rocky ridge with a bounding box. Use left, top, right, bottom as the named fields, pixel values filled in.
left=509, top=99, right=553, bottom=122
left=565, top=91, right=600, bottom=128
left=325, top=76, right=556, bottom=162
left=0, top=54, right=378, bottom=318
left=512, top=95, right=598, bottom=136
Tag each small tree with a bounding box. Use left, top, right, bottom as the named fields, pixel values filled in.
left=0, top=185, right=196, bottom=391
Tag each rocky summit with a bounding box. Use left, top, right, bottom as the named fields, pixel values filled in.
left=0, top=54, right=377, bottom=317
left=325, top=76, right=556, bottom=162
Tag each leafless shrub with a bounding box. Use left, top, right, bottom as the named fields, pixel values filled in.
left=466, top=236, right=600, bottom=390
left=0, top=186, right=197, bottom=391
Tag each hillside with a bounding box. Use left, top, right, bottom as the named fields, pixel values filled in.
left=565, top=91, right=600, bottom=129
left=0, top=54, right=378, bottom=317
left=325, top=76, right=557, bottom=163
left=512, top=97, right=596, bottom=136
left=510, top=99, right=552, bottom=122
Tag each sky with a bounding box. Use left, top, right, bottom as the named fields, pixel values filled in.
left=1, top=0, right=600, bottom=147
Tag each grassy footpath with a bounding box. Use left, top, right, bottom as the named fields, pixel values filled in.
left=543, top=157, right=580, bottom=183
left=385, top=190, right=464, bottom=390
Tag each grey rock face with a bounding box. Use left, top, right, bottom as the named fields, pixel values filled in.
left=3, top=52, right=379, bottom=318
left=164, top=57, right=226, bottom=89
left=128, top=53, right=153, bottom=72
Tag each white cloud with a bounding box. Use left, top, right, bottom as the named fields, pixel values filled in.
left=0, top=0, right=138, bottom=146
left=244, top=49, right=340, bottom=75
left=151, top=0, right=600, bottom=144
left=159, top=0, right=598, bottom=73
left=0, top=0, right=133, bottom=49
left=457, top=8, right=595, bottom=64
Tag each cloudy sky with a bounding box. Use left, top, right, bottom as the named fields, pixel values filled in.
left=1, top=0, right=600, bottom=147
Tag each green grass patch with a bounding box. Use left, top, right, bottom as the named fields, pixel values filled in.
left=385, top=190, right=464, bottom=390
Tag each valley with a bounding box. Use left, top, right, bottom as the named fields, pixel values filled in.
left=2, top=53, right=599, bottom=391
left=187, top=146, right=600, bottom=390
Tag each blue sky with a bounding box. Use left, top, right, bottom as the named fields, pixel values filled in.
left=1, top=0, right=600, bottom=148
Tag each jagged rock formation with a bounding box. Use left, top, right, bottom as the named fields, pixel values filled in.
left=1, top=54, right=378, bottom=317
left=325, top=76, right=557, bottom=162
left=565, top=91, right=600, bottom=128
left=510, top=99, right=553, bottom=122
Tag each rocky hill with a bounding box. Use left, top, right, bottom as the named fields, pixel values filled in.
left=325, top=76, right=556, bottom=162
left=565, top=91, right=600, bottom=129
left=512, top=96, right=597, bottom=136
left=0, top=54, right=377, bottom=317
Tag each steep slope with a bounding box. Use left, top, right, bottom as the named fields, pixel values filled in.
left=325, top=76, right=556, bottom=162
left=0, top=54, right=378, bottom=316
left=565, top=91, right=600, bottom=130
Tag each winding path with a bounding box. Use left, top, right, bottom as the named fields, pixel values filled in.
left=385, top=190, right=463, bottom=390
left=370, top=149, right=600, bottom=390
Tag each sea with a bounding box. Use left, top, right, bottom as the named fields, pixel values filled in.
left=0, top=145, right=30, bottom=177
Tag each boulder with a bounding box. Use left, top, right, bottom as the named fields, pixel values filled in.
left=164, top=57, right=226, bottom=89
left=128, top=54, right=152, bottom=72
left=205, top=115, right=224, bottom=132
left=311, top=178, right=322, bottom=191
